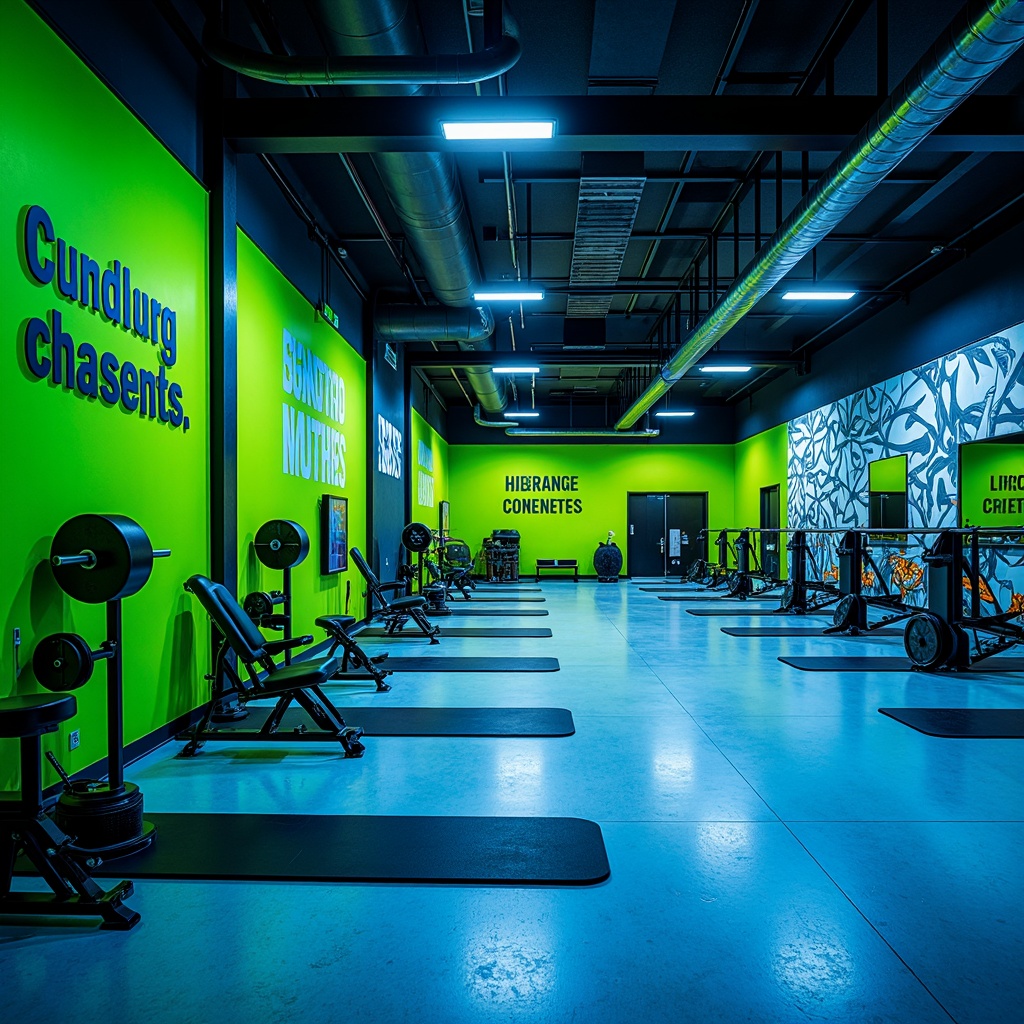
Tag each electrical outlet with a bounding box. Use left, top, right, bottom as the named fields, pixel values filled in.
left=68, top=730, right=80, bottom=751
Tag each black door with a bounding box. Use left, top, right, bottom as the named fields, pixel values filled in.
left=759, top=484, right=781, bottom=577
left=628, top=492, right=708, bottom=577
left=666, top=493, right=708, bottom=577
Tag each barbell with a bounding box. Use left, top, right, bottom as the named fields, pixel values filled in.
left=50, top=514, right=170, bottom=603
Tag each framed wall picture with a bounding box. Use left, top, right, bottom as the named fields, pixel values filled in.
left=321, top=494, right=348, bottom=574
left=439, top=499, right=450, bottom=536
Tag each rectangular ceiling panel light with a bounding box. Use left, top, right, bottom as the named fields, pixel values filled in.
left=655, top=411, right=695, bottom=418
left=700, top=365, right=751, bottom=373
left=473, top=290, right=544, bottom=301
left=493, top=366, right=540, bottom=374
left=442, top=120, right=554, bottom=140
left=782, top=291, right=856, bottom=301
left=506, top=411, right=539, bottom=418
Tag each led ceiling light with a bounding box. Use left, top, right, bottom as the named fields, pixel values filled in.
left=654, top=411, right=695, bottom=418
left=782, top=290, right=856, bottom=300
left=441, top=120, right=555, bottom=140
left=493, top=366, right=540, bottom=373
left=472, top=290, right=544, bottom=301
left=700, top=365, right=751, bottom=373
left=506, top=411, right=539, bottom=418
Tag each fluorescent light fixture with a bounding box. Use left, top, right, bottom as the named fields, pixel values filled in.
left=655, top=411, right=695, bottom=418
left=782, top=290, right=856, bottom=301
left=506, top=411, right=539, bottom=418
left=700, top=365, right=751, bottom=373
left=442, top=120, right=554, bottom=141
left=472, top=290, right=544, bottom=302
left=493, top=366, right=540, bottom=374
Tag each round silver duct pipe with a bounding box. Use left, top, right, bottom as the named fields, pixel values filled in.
left=616, top=0, right=1024, bottom=430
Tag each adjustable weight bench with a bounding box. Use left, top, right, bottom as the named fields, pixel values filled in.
left=180, top=575, right=366, bottom=758
left=350, top=547, right=440, bottom=643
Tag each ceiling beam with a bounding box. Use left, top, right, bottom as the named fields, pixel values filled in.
left=223, top=96, right=1024, bottom=154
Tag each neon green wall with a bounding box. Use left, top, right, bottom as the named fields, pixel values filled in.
left=410, top=409, right=449, bottom=531
left=448, top=445, right=735, bottom=574
left=1, top=2, right=210, bottom=789
left=960, top=441, right=1024, bottom=527
left=869, top=455, right=908, bottom=493
left=236, top=231, right=367, bottom=628
left=734, top=424, right=789, bottom=529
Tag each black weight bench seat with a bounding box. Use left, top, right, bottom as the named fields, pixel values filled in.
left=182, top=575, right=365, bottom=758
left=0, top=692, right=77, bottom=738
left=0, top=693, right=140, bottom=931
left=315, top=615, right=392, bottom=692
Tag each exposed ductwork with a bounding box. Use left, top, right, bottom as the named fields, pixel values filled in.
left=375, top=303, right=494, bottom=343
left=616, top=0, right=1024, bottom=429
left=204, top=2, right=521, bottom=85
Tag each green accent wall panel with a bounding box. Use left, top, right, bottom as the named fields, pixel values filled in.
left=448, top=444, right=735, bottom=576
left=734, top=424, right=789, bottom=530
left=960, top=441, right=1024, bottom=527
left=236, top=230, right=367, bottom=631
left=410, top=408, right=449, bottom=531
left=1, top=2, right=210, bottom=788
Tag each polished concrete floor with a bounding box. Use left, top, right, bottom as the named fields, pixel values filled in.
left=3, top=581, right=1022, bottom=1023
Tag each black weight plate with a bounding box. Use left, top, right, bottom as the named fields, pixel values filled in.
left=402, top=522, right=433, bottom=553
left=254, top=519, right=310, bottom=569
left=904, top=612, right=950, bottom=668
left=833, top=594, right=856, bottom=628
left=779, top=582, right=795, bottom=610
left=33, top=632, right=93, bottom=691
left=51, top=514, right=154, bottom=603
left=243, top=591, right=279, bottom=620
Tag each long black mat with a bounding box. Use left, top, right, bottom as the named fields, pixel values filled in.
left=688, top=608, right=829, bottom=617
left=360, top=627, right=552, bottom=638
left=779, top=656, right=1024, bottom=673
left=337, top=656, right=560, bottom=674
left=878, top=707, right=1024, bottom=738
left=430, top=607, right=549, bottom=617
left=18, top=813, right=610, bottom=885
left=472, top=587, right=542, bottom=593
left=722, top=627, right=904, bottom=638
left=659, top=594, right=777, bottom=602
left=208, top=705, right=575, bottom=737
left=456, top=596, right=546, bottom=603
left=639, top=587, right=704, bottom=593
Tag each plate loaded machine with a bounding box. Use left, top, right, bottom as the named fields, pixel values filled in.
left=398, top=521, right=452, bottom=614
left=904, top=527, right=1024, bottom=670
left=435, top=501, right=476, bottom=593
left=687, top=530, right=733, bottom=589
left=725, top=528, right=786, bottom=599
left=250, top=518, right=391, bottom=688
left=827, top=529, right=919, bottom=635
left=181, top=519, right=392, bottom=753
left=483, top=529, right=521, bottom=583
left=30, top=514, right=169, bottom=860
left=776, top=530, right=844, bottom=614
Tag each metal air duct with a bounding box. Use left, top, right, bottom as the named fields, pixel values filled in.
left=302, top=0, right=511, bottom=417
left=505, top=428, right=660, bottom=437
left=616, top=0, right=1024, bottom=429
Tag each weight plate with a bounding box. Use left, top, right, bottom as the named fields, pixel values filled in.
left=904, top=612, right=951, bottom=668
left=243, top=591, right=277, bottom=621
left=832, top=594, right=856, bottom=628
left=51, top=514, right=154, bottom=603
left=401, top=522, right=433, bottom=553
left=779, top=582, right=795, bottom=610
left=33, top=632, right=94, bottom=691
left=726, top=571, right=743, bottom=595
left=254, top=519, right=310, bottom=569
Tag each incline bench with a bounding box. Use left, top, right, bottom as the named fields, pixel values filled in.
left=536, top=558, right=579, bottom=582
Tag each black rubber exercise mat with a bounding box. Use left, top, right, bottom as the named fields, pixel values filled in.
left=213, top=705, right=575, bottom=737
left=688, top=608, right=829, bottom=617
left=878, top=707, right=1024, bottom=738
left=472, top=587, right=542, bottom=592
left=19, top=813, right=610, bottom=885
left=659, top=594, right=777, bottom=602
left=721, top=627, right=905, bottom=637
left=779, top=656, right=1024, bottom=673
left=455, top=596, right=546, bottom=603
left=639, top=587, right=705, bottom=592
left=430, top=607, right=549, bottom=616
left=338, top=656, right=560, bottom=673
left=359, top=627, right=553, bottom=638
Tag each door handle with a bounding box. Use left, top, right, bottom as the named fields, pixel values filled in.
left=629, top=525, right=634, bottom=535
left=659, top=537, right=665, bottom=554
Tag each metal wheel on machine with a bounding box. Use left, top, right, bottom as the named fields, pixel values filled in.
left=904, top=612, right=954, bottom=669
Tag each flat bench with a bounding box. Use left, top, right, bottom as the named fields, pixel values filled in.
left=536, top=559, right=579, bottom=582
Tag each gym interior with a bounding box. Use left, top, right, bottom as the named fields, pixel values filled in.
left=2, top=0, right=1023, bottom=1020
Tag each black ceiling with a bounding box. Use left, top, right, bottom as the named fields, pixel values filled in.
left=211, top=0, right=1024, bottom=421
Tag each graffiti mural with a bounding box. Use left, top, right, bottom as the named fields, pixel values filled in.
left=788, top=323, right=1024, bottom=609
